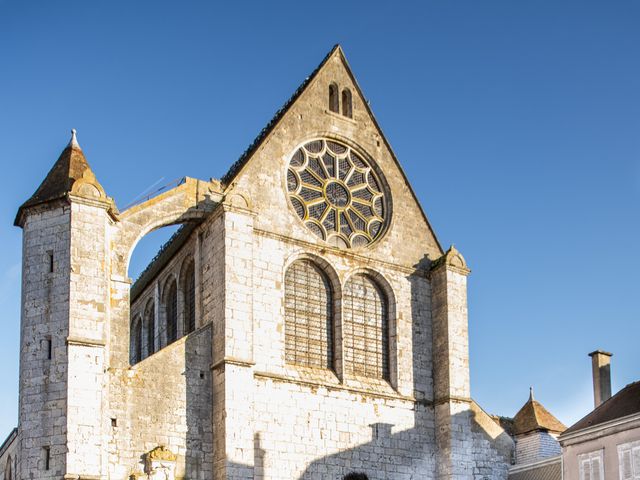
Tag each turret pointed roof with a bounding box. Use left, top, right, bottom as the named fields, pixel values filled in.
left=512, top=388, right=566, bottom=436
left=15, top=129, right=109, bottom=226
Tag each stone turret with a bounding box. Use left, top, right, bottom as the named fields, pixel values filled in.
left=15, top=130, right=114, bottom=479
left=512, top=388, right=566, bottom=465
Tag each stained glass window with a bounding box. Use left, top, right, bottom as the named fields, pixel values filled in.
left=343, top=274, right=389, bottom=380
left=287, top=139, right=388, bottom=249
left=284, top=260, right=333, bottom=369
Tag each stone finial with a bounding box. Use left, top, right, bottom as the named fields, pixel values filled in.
left=69, top=128, right=81, bottom=149
left=430, top=244, right=470, bottom=274
left=529, top=386, right=534, bottom=402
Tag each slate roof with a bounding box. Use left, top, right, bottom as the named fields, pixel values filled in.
left=15, top=132, right=104, bottom=225
left=509, top=459, right=561, bottom=480
left=563, top=381, right=640, bottom=435
left=512, top=392, right=566, bottom=436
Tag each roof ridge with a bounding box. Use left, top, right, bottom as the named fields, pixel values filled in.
left=220, top=44, right=340, bottom=186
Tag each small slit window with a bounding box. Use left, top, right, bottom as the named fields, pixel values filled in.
left=343, top=273, right=389, bottom=380
left=329, top=83, right=339, bottom=113
left=47, top=251, right=54, bottom=273
left=341, top=88, right=352, bottom=118
left=43, top=447, right=50, bottom=471
left=284, top=260, right=333, bottom=369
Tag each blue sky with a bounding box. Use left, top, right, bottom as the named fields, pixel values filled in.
left=0, top=1, right=638, bottom=436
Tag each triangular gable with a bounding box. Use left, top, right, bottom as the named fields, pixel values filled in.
left=221, top=45, right=444, bottom=261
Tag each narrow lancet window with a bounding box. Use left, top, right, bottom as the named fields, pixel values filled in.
left=145, top=301, right=155, bottom=357
left=183, top=261, right=196, bottom=334
left=329, top=83, right=339, bottom=113
left=165, top=280, right=178, bottom=344
left=341, top=88, right=352, bottom=118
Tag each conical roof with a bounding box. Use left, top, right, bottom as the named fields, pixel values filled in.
left=512, top=388, right=566, bottom=436
left=15, top=130, right=108, bottom=225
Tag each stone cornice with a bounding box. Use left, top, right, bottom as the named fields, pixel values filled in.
left=433, top=395, right=473, bottom=406
left=253, top=370, right=430, bottom=405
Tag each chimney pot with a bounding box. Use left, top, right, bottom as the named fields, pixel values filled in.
left=589, top=350, right=612, bottom=408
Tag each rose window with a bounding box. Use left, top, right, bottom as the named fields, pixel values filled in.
left=286, top=139, right=388, bottom=248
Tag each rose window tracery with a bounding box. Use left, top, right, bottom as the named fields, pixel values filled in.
left=286, top=139, right=388, bottom=248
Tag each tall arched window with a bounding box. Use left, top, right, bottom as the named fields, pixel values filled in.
left=329, top=83, right=339, bottom=113
left=343, top=273, right=389, bottom=380
left=284, top=260, right=333, bottom=369
left=341, top=88, right=353, bottom=118
left=183, top=260, right=196, bottom=334
left=145, top=300, right=155, bottom=357
left=130, top=316, right=142, bottom=364
left=5, top=456, right=12, bottom=480
left=165, top=280, right=178, bottom=344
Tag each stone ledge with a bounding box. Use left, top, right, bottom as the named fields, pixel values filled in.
left=254, top=370, right=430, bottom=405
left=66, top=336, right=106, bottom=348
left=210, top=357, right=256, bottom=370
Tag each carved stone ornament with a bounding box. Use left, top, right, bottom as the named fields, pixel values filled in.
left=286, top=138, right=389, bottom=249
left=143, top=446, right=177, bottom=480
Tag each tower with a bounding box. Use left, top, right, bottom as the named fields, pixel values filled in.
left=15, top=130, right=116, bottom=479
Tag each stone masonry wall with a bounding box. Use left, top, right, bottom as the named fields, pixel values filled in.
left=19, top=203, right=71, bottom=479
left=109, top=324, right=213, bottom=480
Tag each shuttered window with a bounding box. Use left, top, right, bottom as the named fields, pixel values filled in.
left=284, top=260, right=333, bottom=369
left=165, top=281, right=178, bottom=344
left=579, top=450, right=604, bottom=480
left=618, top=441, right=640, bottom=480
left=343, top=274, right=389, bottom=380
left=184, top=261, right=196, bottom=334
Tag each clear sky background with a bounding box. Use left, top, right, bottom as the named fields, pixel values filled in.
left=0, top=1, right=638, bottom=437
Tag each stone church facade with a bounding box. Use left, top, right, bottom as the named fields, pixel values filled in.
left=2, top=46, right=515, bottom=479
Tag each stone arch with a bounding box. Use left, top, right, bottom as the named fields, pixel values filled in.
left=111, top=177, right=217, bottom=279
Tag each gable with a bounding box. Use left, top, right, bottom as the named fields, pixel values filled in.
left=223, top=46, right=443, bottom=268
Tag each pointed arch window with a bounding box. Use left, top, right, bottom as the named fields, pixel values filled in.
left=341, top=88, right=353, bottom=118
left=145, top=300, right=155, bottom=357
left=183, top=260, right=196, bottom=334
left=343, top=273, right=389, bottom=379
left=130, top=316, right=142, bottom=364
left=5, top=456, right=12, bottom=480
left=284, top=260, right=333, bottom=369
left=165, top=280, right=178, bottom=344
left=329, top=83, right=339, bottom=113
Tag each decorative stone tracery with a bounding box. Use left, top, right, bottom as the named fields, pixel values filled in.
left=286, top=139, right=388, bottom=249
